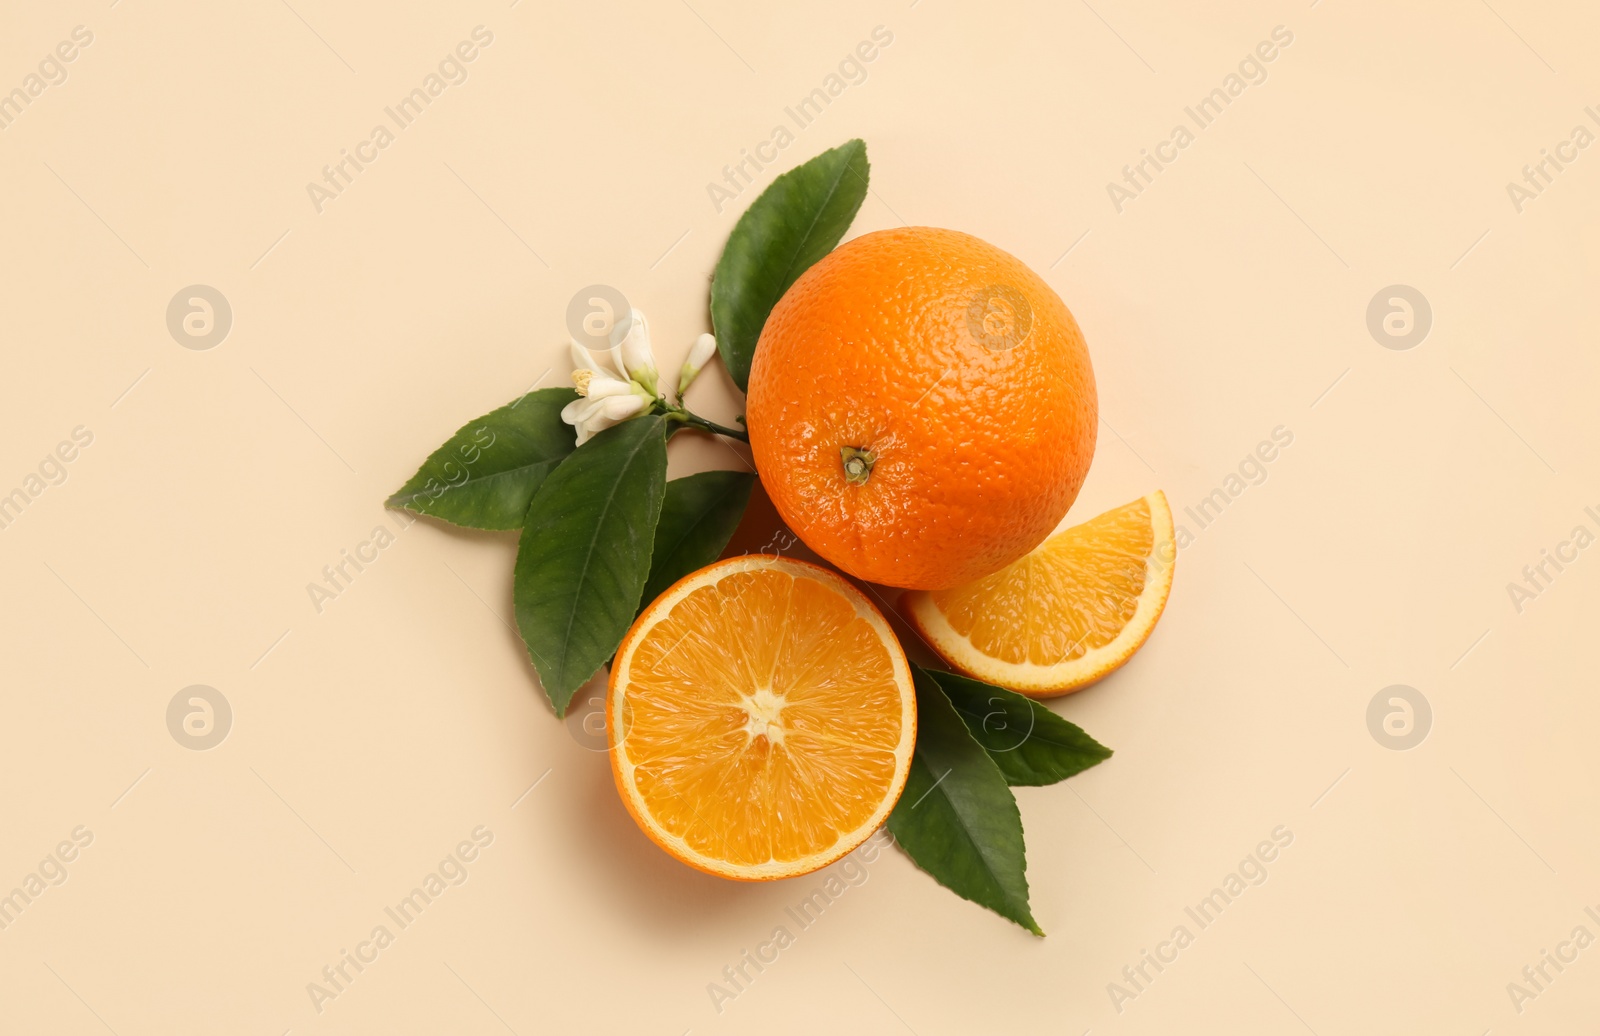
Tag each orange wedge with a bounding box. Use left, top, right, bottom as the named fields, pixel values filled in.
left=608, top=555, right=916, bottom=880
left=904, top=491, right=1175, bottom=696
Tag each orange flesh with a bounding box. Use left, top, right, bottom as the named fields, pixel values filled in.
left=930, top=498, right=1154, bottom=666
left=618, top=568, right=905, bottom=868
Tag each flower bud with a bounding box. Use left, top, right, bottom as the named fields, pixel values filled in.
left=677, top=333, right=718, bottom=396
left=612, top=309, right=659, bottom=395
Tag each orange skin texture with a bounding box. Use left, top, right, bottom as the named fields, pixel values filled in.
left=746, top=227, right=1098, bottom=591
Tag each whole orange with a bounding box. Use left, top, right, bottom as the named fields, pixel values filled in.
left=745, top=227, right=1097, bottom=591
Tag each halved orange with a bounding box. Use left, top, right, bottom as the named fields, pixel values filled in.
left=607, top=555, right=916, bottom=880
left=903, top=491, right=1175, bottom=696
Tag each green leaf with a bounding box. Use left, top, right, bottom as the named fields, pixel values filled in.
left=928, top=669, right=1113, bottom=787
left=638, top=470, right=756, bottom=611
left=513, top=415, right=667, bottom=715
left=386, top=388, right=580, bottom=530
left=710, top=139, right=869, bottom=391
left=888, top=666, right=1042, bottom=935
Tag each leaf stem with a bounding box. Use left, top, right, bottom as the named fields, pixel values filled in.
left=659, top=403, right=750, bottom=443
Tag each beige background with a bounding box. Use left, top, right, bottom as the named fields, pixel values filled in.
left=3, top=0, right=1598, bottom=1032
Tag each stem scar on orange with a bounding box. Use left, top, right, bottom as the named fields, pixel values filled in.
left=745, top=227, right=1097, bottom=591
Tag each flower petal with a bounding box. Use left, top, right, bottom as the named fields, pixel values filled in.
left=687, top=332, right=717, bottom=369
left=584, top=375, right=635, bottom=399
left=571, top=338, right=624, bottom=380
left=560, top=397, right=590, bottom=424
left=598, top=393, right=647, bottom=420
